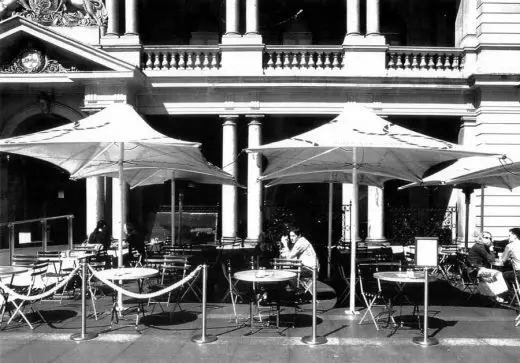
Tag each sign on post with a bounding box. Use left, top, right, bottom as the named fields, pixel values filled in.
left=414, top=237, right=438, bottom=268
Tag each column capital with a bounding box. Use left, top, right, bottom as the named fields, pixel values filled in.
left=245, top=114, right=264, bottom=124
left=220, top=115, right=239, bottom=125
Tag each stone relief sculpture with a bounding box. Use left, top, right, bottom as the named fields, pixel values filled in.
left=0, top=0, right=107, bottom=27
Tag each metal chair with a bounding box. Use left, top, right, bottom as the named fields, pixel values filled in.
left=456, top=252, right=479, bottom=300
left=4, top=261, right=49, bottom=330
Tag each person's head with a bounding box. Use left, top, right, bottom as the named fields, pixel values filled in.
left=95, top=220, right=107, bottom=231
left=509, top=228, right=520, bottom=243
left=124, top=222, right=136, bottom=234
left=288, top=226, right=302, bottom=244
left=479, top=231, right=493, bottom=246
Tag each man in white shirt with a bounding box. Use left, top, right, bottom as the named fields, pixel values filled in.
left=500, top=227, right=520, bottom=287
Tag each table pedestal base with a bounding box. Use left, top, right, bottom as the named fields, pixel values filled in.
left=70, top=332, right=98, bottom=341
left=191, top=334, right=218, bottom=344
left=301, top=335, right=327, bottom=345
left=412, top=336, right=439, bottom=346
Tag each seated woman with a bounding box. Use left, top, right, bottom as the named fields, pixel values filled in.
left=467, top=231, right=496, bottom=279
left=87, top=220, right=112, bottom=251
left=123, top=222, right=146, bottom=266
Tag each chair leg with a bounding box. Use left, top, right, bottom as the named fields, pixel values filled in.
left=7, top=300, right=34, bottom=330
left=358, top=295, right=380, bottom=331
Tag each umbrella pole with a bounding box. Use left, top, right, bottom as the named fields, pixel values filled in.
left=118, top=142, right=125, bottom=310
left=480, top=186, right=485, bottom=234
left=327, top=182, right=333, bottom=280
left=347, top=148, right=359, bottom=318
left=463, top=187, right=473, bottom=250
left=171, top=172, right=175, bottom=246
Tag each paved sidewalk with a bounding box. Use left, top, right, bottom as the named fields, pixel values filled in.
left=1, top=298, right=519, bottom=363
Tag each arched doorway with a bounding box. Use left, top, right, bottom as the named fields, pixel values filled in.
left=0, top=113, right=86, bottom=249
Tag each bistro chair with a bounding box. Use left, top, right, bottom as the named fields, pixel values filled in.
left=4, top=261, right=49, bottom=330
left=357, top=262, right=401, bottom=331
left=512, top=272, right=520, bottom=326
left=456, top=252, right=479, bottom=300
left=147, top=256, right=189, bottom=313
left=220, top=259, right=245, bottom=324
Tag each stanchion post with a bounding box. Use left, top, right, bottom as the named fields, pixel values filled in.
left=42, top=220, right=48, bottom=251
left=412, top=268, right=438, bottom=346
left=67, top=216, right=74, bottom=250
left=8, top=224, right=14, bottom=266
left=302, top=264, right=327, bottom=345
left=71, top=259, right=98, bottom=341
left=192, top=264, right=217, bottom=344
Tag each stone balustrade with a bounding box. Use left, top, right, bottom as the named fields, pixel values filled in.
left=141, top=46, right=221, bottom=71
left=387, top=47, right=464, bottom=76
left=263, top=46, right=343, bottom=73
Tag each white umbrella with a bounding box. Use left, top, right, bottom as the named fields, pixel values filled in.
left=247, top=104, right=499, bottom=316
left=400, top=154, right=518, bottom=248
left=0, top=103, right=207, bottom=267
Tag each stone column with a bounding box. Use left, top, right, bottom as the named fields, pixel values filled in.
left=366, top=186, right=386, bottom=244
left=366, top=0, right=380, bottom=35
left=86, top=177, right=105, bottom=236
left=221, top=116, right=239, bottom=243
left=458, top=116, right=477, bottom=246
left=246, top=116, right=263, bottom=244
left=246, top=0, right=259, bottom=34
left=225, top=0, right=239, bottom=35
left=105, top=0, right=119, bottom=36
left=112, top=178, right=128, bottom=243
left=346, top=0, right=360, bottom=35
left=125, top=0, right=138, bottom=35
left=342, top=183, right=361, bottom=242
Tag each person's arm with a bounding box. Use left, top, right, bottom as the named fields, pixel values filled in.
left=287, top=238, right=308, bottom=259
left=501, top=245, right=511, bottom=264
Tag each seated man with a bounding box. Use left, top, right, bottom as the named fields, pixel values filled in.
left=499, top=227, right=520, bottom=288
left=467, top=231, right=496, bottom=279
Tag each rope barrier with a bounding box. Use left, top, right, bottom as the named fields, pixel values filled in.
left=0, top=265, right=81, bottom=301
left=87, top=264, right=203, bottom=300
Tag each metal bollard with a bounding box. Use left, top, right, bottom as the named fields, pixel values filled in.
left=302, top=264, right=327, bottom=345
left=70, top=259, right=98, bottom=341
left=412, top=268, right=438, bottom=346
left=191, top=264, right=217, bottom=344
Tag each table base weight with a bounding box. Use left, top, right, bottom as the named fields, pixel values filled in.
left=70, top=332, right=98, bottom=341
left=412, top=336, right=439, bottom=346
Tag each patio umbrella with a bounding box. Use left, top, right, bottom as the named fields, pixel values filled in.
left=399, top=154, right=520, bottom=249
left=247, top=104, right=499, bottom=316
left=265, top=170, right=393, bottom=280
left=0, top=103, right=209, bottom=268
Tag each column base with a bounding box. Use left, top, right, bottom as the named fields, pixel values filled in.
left=365, top=238, right=389, bottom=247
left=219, top=236, right=244, bottom=248
left=243, top=238, right=259, bottom=248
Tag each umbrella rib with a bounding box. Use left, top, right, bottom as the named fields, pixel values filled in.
left=131, top=170, right=162, bottom=188
left=133, top=142, right=200, bottom=164
left=70, top=142, right=116, bottom=177
left=261, top=147, right=340, bottom=180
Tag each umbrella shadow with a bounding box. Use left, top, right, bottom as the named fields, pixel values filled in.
left=140, top=310, right=198, bottom=327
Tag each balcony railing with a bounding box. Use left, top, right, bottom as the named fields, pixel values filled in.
left=142, top=46, right=221, bottom=71
left=263, top=45, right=344, bottom=74
left=386, top=47, right=464, bottom=76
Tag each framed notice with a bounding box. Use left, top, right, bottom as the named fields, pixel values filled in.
left=414, top=237, right=438, bottom=267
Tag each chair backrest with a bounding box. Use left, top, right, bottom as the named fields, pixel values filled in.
left=373, top=261, right=402, bottom=272
left=273, top=258, right=302, bottom=287
left=161, top=255, right=189, bottom=284
left=357, top=263, right=381, bottom=295
left=12, top=254, right=38, bottom=266
left=28, top=261, right=49, bottom=292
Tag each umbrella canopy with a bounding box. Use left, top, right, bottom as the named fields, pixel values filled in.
left=0, top=103, right=209, bottom=261
left=400, top=154, right=518, bottom=249
left=247, top=104, right=499, bottom=316
left=401, top=154, right=520, bottom=190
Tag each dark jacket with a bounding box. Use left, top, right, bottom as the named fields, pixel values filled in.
left=88, top=227, right=111, bottom=251
left=467, top=243, right=495, bottom=271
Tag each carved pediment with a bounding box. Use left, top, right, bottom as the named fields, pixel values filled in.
left=0, top=0, right=108, bottom=27
left=0, top=17, right=138, bottom=74
left=1, top=47, right=75, bottom=73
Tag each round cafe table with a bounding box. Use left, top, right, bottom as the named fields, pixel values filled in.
left=373, top=271, right=436, bottom=330
left=234, top=269, right=296, bottom=334
left=95, top=268, right=159, bottom=330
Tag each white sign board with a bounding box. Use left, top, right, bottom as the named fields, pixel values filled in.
left=414, top=237, right=438, bottom=267
left=19, top=232, right=32, bottom=244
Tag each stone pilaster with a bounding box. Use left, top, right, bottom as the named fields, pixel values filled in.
left=366, top=185, right=386, bottom=244
left=124, top=0, right=139, bottom=36
left=221, top=115, right=239, bottom=243
left=225, top=0, right=239, bottom=35
left=105, top=0, right=119, bottom=36
left=245, top=115, right=263, bottom=245
left=86, top=176, right=105, bottom=236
